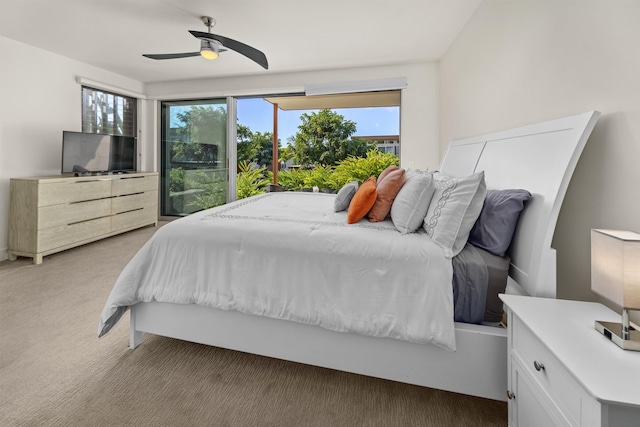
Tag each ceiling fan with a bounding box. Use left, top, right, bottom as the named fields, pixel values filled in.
left=143, top=16, right=268, bottom=70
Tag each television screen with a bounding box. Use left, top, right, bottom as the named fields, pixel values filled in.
left=110, top=135, right=137, bottom=172
left=62, top=131, right=136, bottom=174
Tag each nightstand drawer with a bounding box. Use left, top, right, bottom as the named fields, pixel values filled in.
left=512, top=315, right=586, bottom=426
left=511, top=355, right=570, bottom=426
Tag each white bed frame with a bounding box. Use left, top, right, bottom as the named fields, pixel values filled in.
left=129, top=111, right=600, bottom=401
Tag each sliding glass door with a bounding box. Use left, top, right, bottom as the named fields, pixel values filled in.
left=160, top=99, right=229, bottom=216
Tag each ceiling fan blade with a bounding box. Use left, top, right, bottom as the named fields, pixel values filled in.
left=189, top=31, right=269, bottom=70
left=143, top=52, right=201, bottom=60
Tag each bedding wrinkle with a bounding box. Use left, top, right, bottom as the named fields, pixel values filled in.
left=452, top=244, right=488, bottom=324
left=99, top=193, right=457, bottom=351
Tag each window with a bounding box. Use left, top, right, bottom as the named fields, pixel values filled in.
left=160, top=99, right=229, bottom=216
left=82, top=86, right=137, bottom=137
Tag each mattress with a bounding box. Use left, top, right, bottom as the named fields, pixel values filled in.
left=99, top=192, right=458, bottom=350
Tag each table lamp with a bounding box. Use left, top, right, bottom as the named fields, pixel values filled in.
left=591, top=229, right=640, bottom=351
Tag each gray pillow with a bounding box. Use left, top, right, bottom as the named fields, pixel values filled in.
left=390, top=173, right=436, bottom=234
left=334, top=181, right=359, bottom=212
left=468, top=189, right=532, bottom=257
left=423, top=171, right=487, bottom=258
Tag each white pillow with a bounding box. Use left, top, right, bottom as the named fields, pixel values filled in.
left=423, top=171, right=486, bottom=258
left=403, top=168, right=429, bottom=181
left=390, top=173, right=436, bottom=234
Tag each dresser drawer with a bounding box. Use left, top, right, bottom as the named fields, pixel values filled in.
left=39, top=198, right=111, bottom=228
left=112, top=175, right=157, bottom=196
left=512, top=315, right=588, bottom=425
left=111, top=191, right=157, bottom=214
left=111, top=208, right=156, bottom=232
left=38, top=179, right=111, bottom=206
left=38, top=217, right=111, bottom=252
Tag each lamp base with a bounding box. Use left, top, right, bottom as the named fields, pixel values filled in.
left=595, top=321, right=640, bottom=351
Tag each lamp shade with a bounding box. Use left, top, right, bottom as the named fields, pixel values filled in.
left=591, top=229, right=640, bottom=310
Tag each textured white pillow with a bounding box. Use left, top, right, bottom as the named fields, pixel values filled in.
left=390, top=173, right=436, bottom=234
left=423, top=171, right=487, bottom=257
left=404, top=168, right=429, bottom=181
left=334, top=181, right=359, bottom=212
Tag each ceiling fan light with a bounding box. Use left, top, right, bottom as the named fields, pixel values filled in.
left=200, top=40, right=219, bottom=60
left=200, top=48, right=218, bottom=60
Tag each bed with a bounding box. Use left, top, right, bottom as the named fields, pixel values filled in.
left=99, top=111, right=599, bottom=401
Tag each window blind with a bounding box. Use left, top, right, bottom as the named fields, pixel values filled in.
left=82, top=86, right=137, bottom=137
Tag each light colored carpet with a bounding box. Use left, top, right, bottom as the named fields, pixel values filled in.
left=0, top=224, right=507, bottom=426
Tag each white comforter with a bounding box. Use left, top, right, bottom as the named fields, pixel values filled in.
left=99, top=192, right=456, bottom=350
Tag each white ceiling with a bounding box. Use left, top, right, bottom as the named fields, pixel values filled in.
left=0, top=0, right=481, bottom=84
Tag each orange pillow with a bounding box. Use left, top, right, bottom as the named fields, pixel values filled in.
left=368, top=168, right=407, bottom=222
left=377, top=165, right=399, bottom=183
left=347, top=176, right=377, bottom=224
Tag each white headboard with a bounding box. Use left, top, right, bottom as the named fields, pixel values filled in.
left=439, top=111, right=600, bottom=298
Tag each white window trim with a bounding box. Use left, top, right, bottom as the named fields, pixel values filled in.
left=304, top=77, right=407, bottom=96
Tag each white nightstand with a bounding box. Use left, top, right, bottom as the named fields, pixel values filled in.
left=500, top=294, right=640, bottom=427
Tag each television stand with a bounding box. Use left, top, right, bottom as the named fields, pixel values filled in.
left=8, top=172, right=158, bottom=264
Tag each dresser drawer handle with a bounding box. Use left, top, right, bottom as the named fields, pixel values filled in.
left=533, top=361, right=545, bottom=372
left=506, top=390, right=516, bottom=400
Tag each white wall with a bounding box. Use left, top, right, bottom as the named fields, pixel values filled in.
left=145, top=62, right=440, bottom=172
left=439, top=1, right=640, bottom=316
left=0, top=36, right=145, bottom=261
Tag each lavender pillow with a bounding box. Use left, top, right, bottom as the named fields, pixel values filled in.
left=468, top=189, right=532, bottom=257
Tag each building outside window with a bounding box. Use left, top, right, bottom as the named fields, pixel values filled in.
left=81, top=86, right=137, bottom=137
left=356, top=135, right=400, bottom=156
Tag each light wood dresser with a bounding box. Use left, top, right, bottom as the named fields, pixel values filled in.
left=8, top=172, right=158, bottom=264
left=500, top=294, right=640, bottom=427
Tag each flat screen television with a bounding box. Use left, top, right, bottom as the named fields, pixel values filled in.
left=61, top=131, right=137, bottom=174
